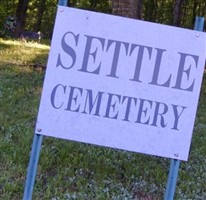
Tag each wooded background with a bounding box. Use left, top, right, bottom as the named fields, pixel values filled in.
left=0, top=0, right=205, bottom=38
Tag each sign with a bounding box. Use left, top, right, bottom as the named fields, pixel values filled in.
left=36, top=6, right=206, bottom=161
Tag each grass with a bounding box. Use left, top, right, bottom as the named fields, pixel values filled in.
left=0, top=38, right=206, bottom=200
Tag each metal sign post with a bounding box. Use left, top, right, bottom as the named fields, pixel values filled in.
left=164, top=17, right=204, bottom=200
left=194, top=17, right=204, bottom=31
left=58, top=0, right=68, bottom=6
left=23, top=2, right=68, bottom=200
left=164, top=159, right=181, bottom=200
left=23, top=134, right=43, bottom=200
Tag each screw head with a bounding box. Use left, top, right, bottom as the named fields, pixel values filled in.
left=37, top=128, right=42, bottom=132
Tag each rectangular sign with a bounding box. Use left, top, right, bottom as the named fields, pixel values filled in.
left=36, top=6, right=206, bottom=161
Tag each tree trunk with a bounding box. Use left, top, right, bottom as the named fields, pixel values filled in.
left=90, top=0, right=98, bottom=11
left=156, top=0, right=164, bottom=23
left=172, top=0, right=185, bottom=27
left=180, top=0, right=188, bottom=27
left=35, top=0, right=47, bottom=32
left=112, top=0, right=138, bottom=19
left=13, top=0, right=29, bottom=38
left=136, top=0, right=143, bottom=19
left=144, top=0, right=157, bottom=22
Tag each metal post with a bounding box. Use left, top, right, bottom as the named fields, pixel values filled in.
left=164, top=17, right=204, bottom=200
left=23, top=1, right=68, bottom=199
left=58, top=0, right=68, bottom=6
left=164, top=159, right=180, bottom=200
left=194, top=17, right=204, bottom=31
left=23, top=134, right=43, bottom=200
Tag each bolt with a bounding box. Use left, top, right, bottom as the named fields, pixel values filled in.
left=37, top=128, right=42, bottom=132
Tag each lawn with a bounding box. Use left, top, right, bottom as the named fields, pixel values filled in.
left=0, top=38, right=206, bottom=199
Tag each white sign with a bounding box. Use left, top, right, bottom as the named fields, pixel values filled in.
left=36, top=6, right=206, bottom=161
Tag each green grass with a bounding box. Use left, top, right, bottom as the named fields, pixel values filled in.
left=0, top=38, right=206, bottom=199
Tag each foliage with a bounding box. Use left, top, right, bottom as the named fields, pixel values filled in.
left=0, top=38, right=206, bottom=199
left=0, top=0, right=206, bottom=38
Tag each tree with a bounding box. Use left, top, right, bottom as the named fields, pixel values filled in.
left=112, top=0, right=138, bottom=19
left=136, top=0, right=143, bottom=19
left=172, top=0, right=185, bottom=27
left=34, top=0, right=47, bottom=32
left=14, top=0, right=29, bottom=38
left=144, top=0, right=157, bottom=22
left=0, top=0, right=18, bottom=32
left=1, top=0, right=205, bottom=39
